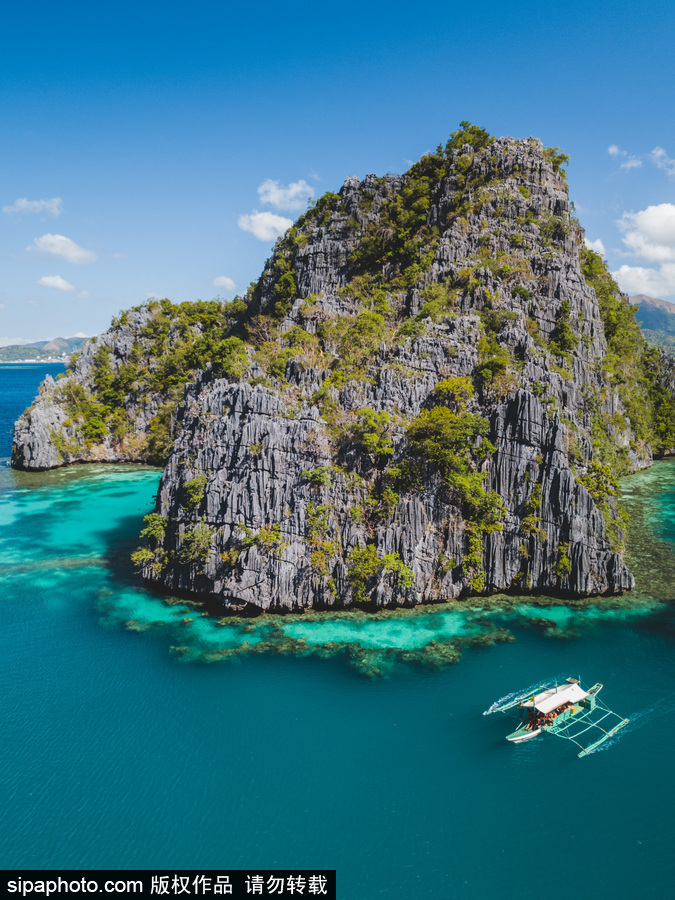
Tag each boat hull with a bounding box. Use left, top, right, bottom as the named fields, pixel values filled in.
left=505, top=726, right=541, bottom=743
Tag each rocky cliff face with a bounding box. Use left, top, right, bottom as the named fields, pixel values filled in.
left=12, top=306, right=159, bottom=469
left=15, top=124, right=674, bottom=609
left=12, top=300, right=250, bottom=469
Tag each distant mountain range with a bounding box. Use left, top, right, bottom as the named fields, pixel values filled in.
left=0, top=336, right=90, bottom=363
left=629, top=294, right=675, bottom=350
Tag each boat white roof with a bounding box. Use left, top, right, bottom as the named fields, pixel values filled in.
left=523, top=682, right=588, bottom=714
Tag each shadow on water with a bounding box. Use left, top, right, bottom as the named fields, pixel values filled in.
left=629, top=604, right=675, bottom=638
left=94, top=510, right=156, bottom=585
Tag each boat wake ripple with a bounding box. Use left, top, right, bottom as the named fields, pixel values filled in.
left=624, top=691, right=675, bottom=732
left=585, top=691, right=675, bottom=755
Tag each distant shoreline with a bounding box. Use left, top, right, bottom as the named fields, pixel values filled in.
left=0, top=360, right=67, bottom=365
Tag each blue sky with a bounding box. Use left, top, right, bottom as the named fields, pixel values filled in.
left=2, top=0, right=675, bottom=344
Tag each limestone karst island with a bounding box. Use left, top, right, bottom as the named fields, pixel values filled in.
left=12, top=123, right=675, bottom=613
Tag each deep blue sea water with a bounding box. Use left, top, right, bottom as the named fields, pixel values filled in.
left=1, top=364, right=674, bottom=896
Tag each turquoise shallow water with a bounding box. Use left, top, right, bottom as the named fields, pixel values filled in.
left=1, top=365, right=674, bottom=896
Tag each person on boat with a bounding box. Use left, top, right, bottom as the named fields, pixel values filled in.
left=526, top=710, right=541, bottom=730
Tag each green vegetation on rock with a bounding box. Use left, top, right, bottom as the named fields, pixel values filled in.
left=182, top=475, right=208, bottom=510
left=60, top=299, right=251, bottom=464
left=178, top=521, right=215, bottom=564
left=131, top=513, right=168, bottom=575
left=581, top=248, right=675, bottom=459
left=404, top=406, right=503, bottom=524
left=347, top=545, right=414, bottom=603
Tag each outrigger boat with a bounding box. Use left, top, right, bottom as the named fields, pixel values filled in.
left=485, top=678, right=629, bottom=757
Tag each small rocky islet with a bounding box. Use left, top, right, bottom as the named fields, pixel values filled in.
left=12, top=123, right=675, bottom=617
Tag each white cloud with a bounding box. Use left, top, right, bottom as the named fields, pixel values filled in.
left=0, top=336, right=33, bottom=346
left=609, top=142, right=675, bottom=178
left=213, top=276, right=236, bottom=290
left=37, top=275, right=76, bottom=292
left=650, top=146, right=675, bottom=178
left=28, top=233, right=98, bottom=264
left=608, top=144, right=642, bottom=171
left=258, top=178, right=314, bottom=211
left=238, top=211, right=293, bottom=241
left=78, top=291, right=90, bottom=298
left=584, top=237, right=606, bottom=256
left=617, top=203, right=675, bottom=263
left=613, top=263, right=675, bottom=298
left=613, top=202, right=675, bottom=298
left=72, top=332, right=89, bottom=338
left=3, top=197, right=63, bottom=216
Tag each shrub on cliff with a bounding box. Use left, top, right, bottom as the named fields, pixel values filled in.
left=178, top=521, right=214, bottom=564
left=182, top=475, right=208, bottom=510
left=445, top=121, right=493, bottom=153
left=405, top=406, right=503, bottom=523
left=131, top=513, right=168, bottom=575
left=343, top=408, right=394, bottom=467
left=347, top=545, right=414, bottom=603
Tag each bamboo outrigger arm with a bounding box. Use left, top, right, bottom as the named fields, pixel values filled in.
left=485, top=678, right=630, bottom=757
